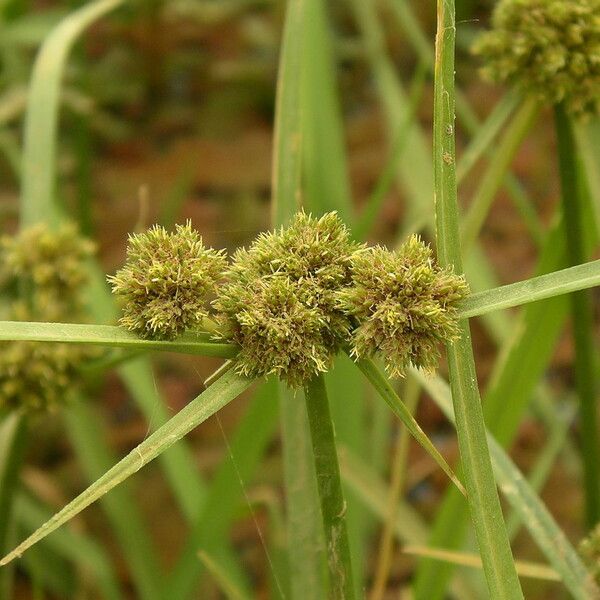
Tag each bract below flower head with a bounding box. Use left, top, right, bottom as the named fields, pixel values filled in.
left=473, top=0, right=600, bottom=118
left=338, top=235, right=469, bottom=377
left=215, top=211, right=362, bottom=386
left=109, top=222, right=226, bottom=339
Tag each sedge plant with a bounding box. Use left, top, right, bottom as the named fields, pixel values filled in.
left=2, top=0, right=600, bottom=597
left=2, top=207, right=600, bottom=596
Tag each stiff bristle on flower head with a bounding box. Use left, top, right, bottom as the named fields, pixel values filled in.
left=472, top=0, right=600, bottom=118
left=109, top=222, right=226, bottom=339
left=214, top=211, right=362, bottom=387
left=338, top=235, right=469, bottom=377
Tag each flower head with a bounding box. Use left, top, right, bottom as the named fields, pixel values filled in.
left=338, top=235, right=469, bottom=377
left=473, top=0, right=600, bottom=118
left=0, top=223, right=95, bottom=412
left=0, top=342, right=87, bottom=413
left=109, top=222, right=226, bottom=339
left=0, top=222, right=95, bottom=320
left=214, top=211, right=361, bottom=386
left=579, top=523, right=600, bottom=584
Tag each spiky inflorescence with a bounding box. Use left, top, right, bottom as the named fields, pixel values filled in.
left=0, top=223, right=95, bottom=413
left=109, top=222, right=226, bottom=339
left=337, top=235, right=469, bottom=378
left=0, top=340, right=87, bottom=412
left=579, top=523, right=600, bottom=584
left=214, top=211, right=362, bottom=387
left=0, top=222, right=95, bottom=320
left=472, top=0, right=600, bottom=118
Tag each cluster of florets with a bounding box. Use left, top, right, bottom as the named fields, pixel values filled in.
left=214, top=212, right=361, bottom=387
left=580, top=523, right=600, bottom=584
left=473, top=0, right=600, bottom=118
left=109, top=222, right=226, bottom=339
left=337, top=236, right=469, bottom=377
left=112, top=213, right=469, bottom=387
left=0, top=223, right=95, bottom=320
left=0, top=223, right=95, bottom=412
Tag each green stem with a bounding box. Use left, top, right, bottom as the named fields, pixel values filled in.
left=0, top=412, right=28, bottom=597
left=433, top=1, right=523, bottom=597
left=555, top=104, right=600, bottom=528
left=304, top=374, right=355, bottom=600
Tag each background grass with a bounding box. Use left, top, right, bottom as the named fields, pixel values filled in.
left=1, top=0, right=599, bottom=598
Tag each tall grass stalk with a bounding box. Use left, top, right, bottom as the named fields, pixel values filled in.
left=20, top=0, right=123, bottom=227
left=304, top=374, right=355, bottom=600
left=432, top=1, right=523, bottom=597
left=555, top=104, right=600, bottom=527
left=0, top=412, right=28, bottom=596
left=271, top=1, right=326, bottom=597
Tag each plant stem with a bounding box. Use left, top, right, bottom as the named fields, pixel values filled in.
left=0, top=412, right=28, bottom=597
left=555, top=103, right=600, bottom=528
left=433, top=1, right=523, bottom=597
left=304, top=374, right=355, bottom=600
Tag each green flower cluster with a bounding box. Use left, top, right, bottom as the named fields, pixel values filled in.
left=215, top=212, right=360, bottom=387
left=0, top=223, right=95, bottom=412
left=473, top=0, right=600, bottom=118
left=338, top=235, right=469, bottom=377
left=0, top=223, right=95, bottom=320
left=112, top=213, right=468, bottom=387
left=579, top=523, right=600, bottom=584
left=109, top=222, right=226, bottom=339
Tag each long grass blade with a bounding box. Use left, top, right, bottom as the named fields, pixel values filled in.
left=457, top=258, right=600, bottom=318
left=355, top=358, right=465, bottom=496
left=5, top=252, right=600, bottom=349
left=270, top=0, right=304, bottom=228
left=555, top=104, right=600, bottom=526
left=15, top=492, right=122, bottom=600
left=20, top=0, right=123, bottom=227
left=0, top=321, right=238, bottom=357
left=0, top=412, right=28, bottom=597
left=0, top=369, right=253, bottom=566
left=302, top=0, right=352, bottom=223
left=433, top=1, right=523, bottom=596
left=166, top=379, right=279, bottom=600
left=198, top=551, right=251, bottom=600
